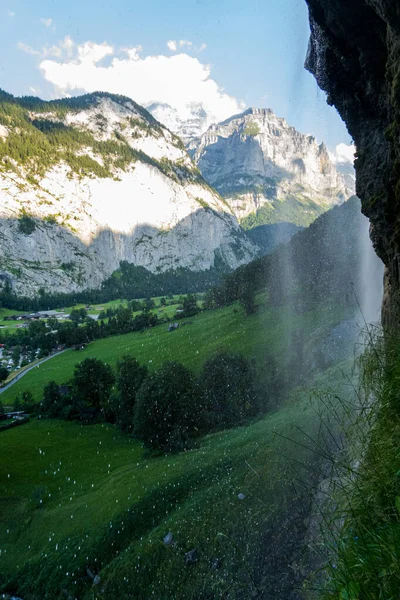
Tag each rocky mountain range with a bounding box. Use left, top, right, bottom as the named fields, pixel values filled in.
left=0, top=89, right=354, bottom=299
left=0, top=91, right=257, bottom=297
left=193, top=108, right=354, bottom=228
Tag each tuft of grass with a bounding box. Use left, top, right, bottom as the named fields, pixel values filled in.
left=243, top=122, right=260, bottom=137
left=307, top=326, right=400, bottom=600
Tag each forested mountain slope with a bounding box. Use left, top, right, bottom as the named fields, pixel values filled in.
left=0, top=90, right=257, bottom=297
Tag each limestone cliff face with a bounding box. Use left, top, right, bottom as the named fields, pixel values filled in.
left=0, top=92, right=258, bottom=297
left=194, top=108, right=352, bottom=227
left=304, top=0, right=400, bottom=326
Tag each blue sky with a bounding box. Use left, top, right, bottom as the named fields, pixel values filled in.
left=0, top=0, right=352, bottom=152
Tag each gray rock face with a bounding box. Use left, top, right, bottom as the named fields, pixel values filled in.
left=194, top=108, right=354, bottom=226
left=304, top=0, right=399, bottom=328
left=0, top=93, right=258, bottom=297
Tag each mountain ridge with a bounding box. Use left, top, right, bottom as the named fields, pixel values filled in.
left=193, top=106, right=354, bottom=228
left=0, top=90, right=258, bottom=297
left=0, top=89, right=356, bottom=299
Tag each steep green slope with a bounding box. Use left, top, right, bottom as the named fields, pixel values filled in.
left=0, top=371, right=352, bottom=600
left=241, top=194, right=329, bottom=229
left=316, top=332, right=400, bottom=599
left=202, top=197, right=383, bottom=341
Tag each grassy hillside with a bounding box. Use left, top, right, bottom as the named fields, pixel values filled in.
left=0, top=368, right=353, bottom=599
left=209, top=198, right=383, bottom=322
left=0, top=299, right=350, bottom=407
left=241, top=194, right=329, bottom=229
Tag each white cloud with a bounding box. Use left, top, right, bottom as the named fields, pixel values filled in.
left=40, top=17, right=52, bottom=27
left=166, top=40, right=177, bottom=51
left=76, top=41, right=113, bottom=64
left=17, top=42, right=41, bottom=56
left=47, top=45, right=63, bottom=58
left=123, top=45, right=142, bottom=61
left=167, top=40, right=193, bottom=51
left=199, top=43, right=207, bottom=52
left=331, top=143, right=356, bottom=165
left=18, top=40, right=63, bottom=59
left=59, top=35, right=75, bottom=57
left=8, top=9, right=15, bottom=17
left=38, top=38, right=244, bottom=125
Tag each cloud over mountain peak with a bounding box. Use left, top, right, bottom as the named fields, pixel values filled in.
left=35, top=38, right=243, bottom=128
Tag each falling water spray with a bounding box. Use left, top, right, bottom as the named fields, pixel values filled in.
left=357, top=211, right=384, bottom=326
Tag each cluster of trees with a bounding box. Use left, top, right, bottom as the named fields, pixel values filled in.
left=40, top=352, right=261, bottom=452
left=0, top=304, right=161, bottom=366
left=99, top=264, right=221, bottom=307
left=203, top=262, right=263, bottom=315
left=1, top=319, right=60, bottom=364
left=0, top=366, right=8, bottom=384
left=0, top=293, right=203, bottom=374
left=0, top=263, right=221, bottom=313
left=12, top=390, right=37, bottom=414
left=176, top=294, right=200, bottom=318
left=100, top=297, right=160, bottom=317
left=18, top=212, right=37, bottom=235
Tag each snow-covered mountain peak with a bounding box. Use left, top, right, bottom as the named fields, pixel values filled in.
left=148, top=102, right=213, bottom=146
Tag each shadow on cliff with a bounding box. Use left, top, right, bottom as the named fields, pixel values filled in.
left=0, top=206, right=256, bottom=296
left=197, top=134, right=295, bottom=196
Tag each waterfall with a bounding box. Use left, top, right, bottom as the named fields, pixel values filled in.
left=358, top=212, right=384, bottom=326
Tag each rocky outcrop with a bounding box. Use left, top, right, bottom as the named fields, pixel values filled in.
left=304, top=0, right=400, bottom=327
left=0, top=92, right=258, bottom=296
left=194, top=108, right=353, bottom=227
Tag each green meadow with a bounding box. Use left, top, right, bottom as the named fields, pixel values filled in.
left=0, top=296, right=183, bottom=332
left=0, top=300, right=349, bottom=407
left=0, top=369, right=352, bottom=599
left=0, top=307, right=26, bottom=331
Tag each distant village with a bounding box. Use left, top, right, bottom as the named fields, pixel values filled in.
left=0, top=308, right=98, bottom=374
left=0, top=296, right=198, bottom=384
left=4, top=310, right=69, bottom=325
left=3, top=308, right=93, bottom=325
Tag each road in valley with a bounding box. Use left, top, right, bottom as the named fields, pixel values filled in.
left=0, top=350, right=67, bottom=395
